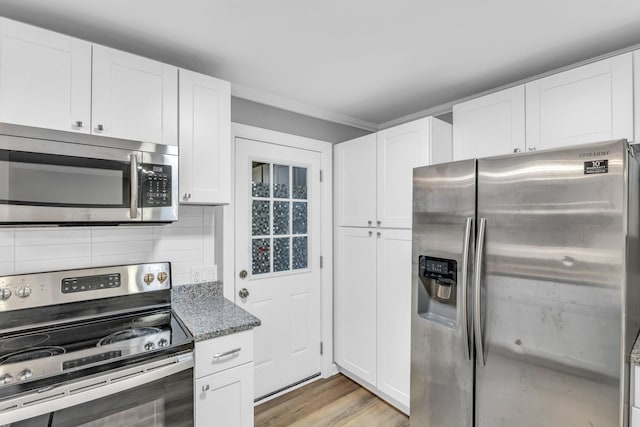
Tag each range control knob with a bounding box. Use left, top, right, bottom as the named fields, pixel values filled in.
left=0, top=374, right=12, bottom=385
left=0, top=288, right=11, bottom=301
left=158, top=339, right=169, bottom=348
left=16, top=286, right=31, bottom=298
left=144, top=342, right=155, bottom=351
left=18, top=369, right=33, bottom=381
left=157, top=272, right=168, bottom=283
left=143, top=273, right=154, bottom=285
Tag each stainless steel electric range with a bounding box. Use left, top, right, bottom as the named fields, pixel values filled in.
left=0, top=262, right=194, bottom=427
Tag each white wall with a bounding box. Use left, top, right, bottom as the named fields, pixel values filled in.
left=0, top=205, right=216, bottom=285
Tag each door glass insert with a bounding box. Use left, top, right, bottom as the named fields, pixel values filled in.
left=250, top=162, right=309, bottom=275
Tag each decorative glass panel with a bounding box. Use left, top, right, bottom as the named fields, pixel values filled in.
left=273, top=238, right=290, bottom=272
left=252, top=200, right=270, bottom=236
left=273, top=201, right=290, bottom=235
left=292, top=167, right=307, bottom=199
left=252, top=238, right=271, bottom=274
left=252, top=162, right=270, bottom=198
left=293, top=237, right=308, bottom=270
left=292, top=202, right=307, bottom=234
left=273, top=164, right=289, bottom=198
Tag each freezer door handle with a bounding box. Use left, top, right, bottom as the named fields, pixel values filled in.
left=461, top=217, right=473, bottom=360
left=474, top=217, right=487, bottom=366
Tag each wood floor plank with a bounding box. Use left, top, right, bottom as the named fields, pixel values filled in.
left=255, top=374, right=410, bottom=427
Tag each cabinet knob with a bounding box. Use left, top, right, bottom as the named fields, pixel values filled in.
left=528, top=146, right=536, bottom=151
left=376, top=220, right=381, bottom=226
left=238, top=288, right=249, bottom=298
left=239, top=270, right=248, bottom=279
left=377, top=232, right=381, bottom=237
left=96, top=124, right=105, bottom=132
left=74, top=121, right=84, bottom=128
left=513, top=148, right=521, bottom=153
left=368, top=231, right=373, bottom=237
left=183, top=193, right=192, bottom=201
left=202, top=384, right=210, bottom=392
left=367, top=220, right=372, bottom=226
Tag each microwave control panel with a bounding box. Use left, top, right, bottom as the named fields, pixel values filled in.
left=140, top=164, right=172, bottom=207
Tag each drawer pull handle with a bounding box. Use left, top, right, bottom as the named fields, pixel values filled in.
left=212, top=347, right=241, bottom=361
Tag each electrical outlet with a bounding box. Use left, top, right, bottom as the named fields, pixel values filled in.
left=191, top=265, right=217, bottom=283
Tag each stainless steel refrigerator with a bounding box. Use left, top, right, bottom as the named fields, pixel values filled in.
left=411, top=139, right=640, bottom=427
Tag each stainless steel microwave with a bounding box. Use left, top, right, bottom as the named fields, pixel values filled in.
left=0, top=123, right=178, bottom=225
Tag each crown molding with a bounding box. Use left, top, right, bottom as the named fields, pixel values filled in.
left=231, top=83, right=379, bottom=132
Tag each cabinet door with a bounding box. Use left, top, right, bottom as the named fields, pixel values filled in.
left=334, top=227, right=377, bottom=384
left=179, top=69, right=230, bottom=204
left=526, top=53, right=633, bottom=150
left=376, top=229, right=412, bottom=411
left=453, top=85, right=525, bottom=161
left=334, top=134, right=376, bottom=227
left=0, top=18, right=91, bottom=133
left=92, top=45, right=178, bottom=145
left=377, top=118, right=431, bottom=229
left=195, top=362, right=254, bottom=427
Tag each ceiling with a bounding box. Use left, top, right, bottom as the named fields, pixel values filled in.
left=1, top=1, right=640, bottom=130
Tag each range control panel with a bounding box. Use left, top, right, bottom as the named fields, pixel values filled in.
left=61, top=273, right=121, bottom=294
left=141, top=163, right=172, bottom=207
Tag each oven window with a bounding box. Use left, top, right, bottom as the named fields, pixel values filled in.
left=0, top=150, right=130, bottom=208
left=8, top=368, right=193, bottom=427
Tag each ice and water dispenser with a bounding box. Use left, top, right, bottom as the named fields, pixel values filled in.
left=417, top=255, right=458, bottom=328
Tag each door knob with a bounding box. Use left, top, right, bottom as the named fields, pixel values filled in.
left=238, top=288, right=249, bottom=298
left=239, top=270, right=248, bottom=279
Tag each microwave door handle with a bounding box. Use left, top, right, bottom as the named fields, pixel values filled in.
left=474, top=217, right=487, bottom=366
left=461, top=217, right=473, bottom=361
left=130, top=154, right=139, bottom=219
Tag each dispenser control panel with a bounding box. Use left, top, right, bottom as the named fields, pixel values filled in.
left=419, top=256, right=456, bottom=282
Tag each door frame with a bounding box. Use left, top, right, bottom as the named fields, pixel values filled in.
left=223, top=122, right=335, bottom=380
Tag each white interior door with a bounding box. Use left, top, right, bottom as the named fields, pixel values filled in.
left=235, top=137, right=322, bottom=400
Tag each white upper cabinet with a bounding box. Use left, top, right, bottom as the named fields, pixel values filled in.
left=335, top=117, right=452, bottom=229
left=92, top=45, right=178, bottom=145
left=335, top=133, right=377, bottom=227
left=453, top=85, right=526, bottom=161
left=526, top=53, right=633, bottom=150
left=377, top=117, right=451, bottom=229
left=0, top=18, right=91, bottom=133
left=179, top=69, right=231, bottom=204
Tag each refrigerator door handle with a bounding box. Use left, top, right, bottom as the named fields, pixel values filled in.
left=474, top=217, right=487, bottom=366
left=461, top=217, right=473, bottom=360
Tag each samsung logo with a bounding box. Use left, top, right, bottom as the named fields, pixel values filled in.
left=579, top=151, right=610, bottom=158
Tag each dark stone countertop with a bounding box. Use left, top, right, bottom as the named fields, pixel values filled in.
left=631, top=333, right=640, bottom=364
left=171, top=281, right=261, bottom=342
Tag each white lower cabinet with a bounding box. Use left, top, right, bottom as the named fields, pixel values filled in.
left=194, top=330, right=254, bottom=427
left=335, top=227, right=412, bottom=413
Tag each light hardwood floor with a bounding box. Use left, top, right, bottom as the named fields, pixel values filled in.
left=255, top=374, right=410, bottom=427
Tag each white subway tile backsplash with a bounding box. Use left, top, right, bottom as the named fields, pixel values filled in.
left=1, top=206, right=217, bottom=285
left=0, top=230, right=15, bottom=247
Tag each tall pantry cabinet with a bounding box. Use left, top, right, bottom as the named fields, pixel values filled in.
left=334, top=117, right=452, bottom=413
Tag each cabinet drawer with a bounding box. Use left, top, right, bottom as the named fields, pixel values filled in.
left=195, top=330, right=253, bottom=378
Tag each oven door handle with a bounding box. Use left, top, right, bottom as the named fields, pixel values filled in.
left=0, top=352, right=193, bottom=425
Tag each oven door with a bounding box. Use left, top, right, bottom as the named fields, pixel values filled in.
left=0, top=353, right=193, bottom=427
left=0, top=136, right=141, bottom=224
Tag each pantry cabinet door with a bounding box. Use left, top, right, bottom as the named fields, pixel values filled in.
left=377, top=228, right=412, bottom=411
left=92, top=45, right=178, bottom=145
left=377, top=118, right=431, bottom=229
left=335, top=227, right=377, bottom=385
left=0, top=18, right=91, bottom=133
left=453, top=85, right=526, bottom=161
left=179, top=69, right=231, bottom=204
left=334, top=134, right=377, bottom=227
left=526, top=53, right=633, bottom=150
